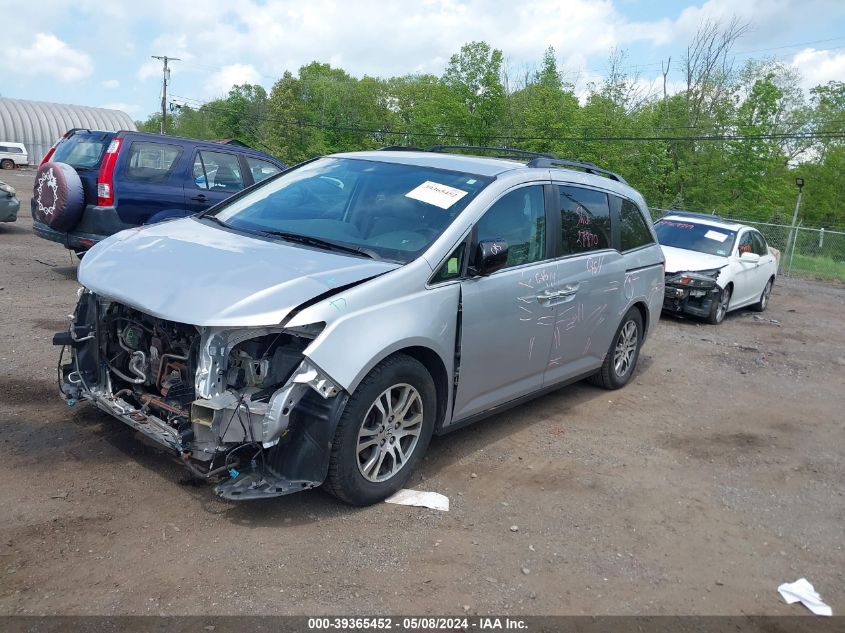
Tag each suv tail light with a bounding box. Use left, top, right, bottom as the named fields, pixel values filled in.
left=39, top=131, right=71, bottom=166
left=97, top=138, right=122, bottom=206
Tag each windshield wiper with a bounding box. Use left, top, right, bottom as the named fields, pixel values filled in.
left=201, top=215, right=231, bottom=229
left=260, top=230, right=379, bottom=259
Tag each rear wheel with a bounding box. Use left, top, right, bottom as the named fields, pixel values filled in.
left=707, top=285, right=732, bottom=324
left=752, top=278, right=773, bottom=312
left=0, top=159, right=13, bottom=170
left=590, top=308, right=644, bottom=390
left=324, top=354, right=436, bottom=505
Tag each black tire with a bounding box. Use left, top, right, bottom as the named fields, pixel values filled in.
left=324, top=354, right=436, bottom=506
left=0, top=159, right=14, bottom=170
left=706, top=284, right=732, bottom=324
left=752, top=277, right=774, bottom=312
left=590, top=307, right=644, bottom=390
left=33, top=161, right=85, bottom=231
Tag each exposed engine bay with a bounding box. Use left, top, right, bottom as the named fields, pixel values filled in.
left=55, top=290, right=345, bottom=500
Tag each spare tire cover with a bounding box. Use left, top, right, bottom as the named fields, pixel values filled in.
left=33, top=162, right=85, bottom=231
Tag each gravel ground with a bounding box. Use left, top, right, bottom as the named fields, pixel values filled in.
left=1, top=167, right=843, bottom=616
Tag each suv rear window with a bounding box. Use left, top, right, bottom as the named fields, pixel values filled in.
left=52, top=132, right=113, bottom=169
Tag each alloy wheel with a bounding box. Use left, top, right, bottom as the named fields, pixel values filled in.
left=716, top=287, right=731, bottom=323
left=356, top=383, right=423, bottom=483
left=613, top=320, right=638, bottom=377
left=761, top=281, right=772, bottom=309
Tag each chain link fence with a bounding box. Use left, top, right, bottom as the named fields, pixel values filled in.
left=650, top=208, right=845, bottom=283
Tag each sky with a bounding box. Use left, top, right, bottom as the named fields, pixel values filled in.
left=2, top=0, right=845, bottom=120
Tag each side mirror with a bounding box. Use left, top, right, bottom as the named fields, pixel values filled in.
left=740, top=251, right=760, bottom=264
left=471, top=239, right=508, bottom=276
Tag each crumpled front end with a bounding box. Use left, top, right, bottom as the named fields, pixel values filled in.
left=55, top=289, right=346, bottom=500
left=662, top=269, right=722, bottom=318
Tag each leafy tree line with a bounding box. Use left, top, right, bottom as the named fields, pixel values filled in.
left=139, top=24, right=845, bottom=230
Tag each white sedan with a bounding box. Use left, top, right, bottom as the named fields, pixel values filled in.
left=656, top=213, right=779, bottom=324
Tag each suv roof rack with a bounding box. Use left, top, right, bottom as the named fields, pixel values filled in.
left=662, top=210, right=725, bottom=221
left=377, top=145, right=426, bottom=152
left=376, top=144, right=627, bottom=183
left=525, top=157, right=627, bottom=184
left=427, top=145, right=556, bottom=160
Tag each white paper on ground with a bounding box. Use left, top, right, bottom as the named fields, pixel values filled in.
left=778, top=578, right=832, bottom=616
left=384, top=489, right=449, bottom=511
left=405, top=181, right=468, bottom=209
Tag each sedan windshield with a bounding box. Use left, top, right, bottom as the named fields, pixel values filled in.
left=210, top=157, right=492, bottom=263
left=655, top=219, right=736, bottom=257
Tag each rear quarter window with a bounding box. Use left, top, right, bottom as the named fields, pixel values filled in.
left=124, top=142, right=182, bottom=182
left=618, top=198, right=654, bottom=251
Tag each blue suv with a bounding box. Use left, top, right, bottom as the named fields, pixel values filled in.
left=32, top=129, right=286, bottom=253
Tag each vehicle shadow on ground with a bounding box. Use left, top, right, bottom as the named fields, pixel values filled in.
left=0, top=224, right=28, bottom=235
left=215, top=355, right=658, bottom=527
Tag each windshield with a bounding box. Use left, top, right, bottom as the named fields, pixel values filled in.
left=52, top=131, right=113, bottom=169
left=655, top=218, right=736, bottom=257
left=210, top=157, right=492, bottom=263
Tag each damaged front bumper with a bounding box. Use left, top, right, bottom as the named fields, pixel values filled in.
left=55, top=290, right=347, bottom=500
left=661, top=271, right=721, bottom=319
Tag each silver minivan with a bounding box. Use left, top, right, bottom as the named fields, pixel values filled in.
left=56, top=148, right=665, bottom=505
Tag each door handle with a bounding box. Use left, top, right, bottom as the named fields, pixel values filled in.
left=190, top=194, right=208, bottom=202
left=536, top=283, right=580, bottom=304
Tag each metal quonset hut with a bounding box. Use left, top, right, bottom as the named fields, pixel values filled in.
left=0, top=97, right=137, bottom=164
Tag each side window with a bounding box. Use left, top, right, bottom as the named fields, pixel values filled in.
left=559, top=185, right=611, bottom=254
left=737, top=231, right=753, bottom=255
left=476, top=186, right=545, bottom=269
left=194, top=151, right=245, bottom=192
left=124, top=142, right=181, bottom=182
left=618, top=198, right=654, bottom=251
left=0, top=146, right=9, bottom=153
left=431, top=243, right=467, bottom=283
left=751, top=231, right=767, bottom=256
left=246, top=156, right=281, bottom=184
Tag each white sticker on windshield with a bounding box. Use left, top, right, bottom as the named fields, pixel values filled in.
left=704, top=230, right=729, bottom=242
left=405, top=181, right=468, bottom=209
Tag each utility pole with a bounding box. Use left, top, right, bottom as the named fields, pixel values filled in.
left=151, top=55, right=180, bottom=134
left=786, top=177, right=804, bottom=274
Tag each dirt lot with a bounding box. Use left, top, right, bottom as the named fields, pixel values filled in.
left=1, top=167, right=843, bottom=616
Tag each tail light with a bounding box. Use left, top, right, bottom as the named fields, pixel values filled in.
left=39, top=131, right=71, bottom=166
left=96, top=138, right=122, bottom=206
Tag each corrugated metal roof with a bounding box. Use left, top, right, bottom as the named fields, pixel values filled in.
left=0, top=97, right=137, bottom=164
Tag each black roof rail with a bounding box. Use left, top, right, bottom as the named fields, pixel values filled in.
left=428, top=145, right=557, bottom=160
left=661, top=210, right=725, bottom=221
left=377, top=145, right=425, bottom=152
left=526, top=157, right=627, bottom=184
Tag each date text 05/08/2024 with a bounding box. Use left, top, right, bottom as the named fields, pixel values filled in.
left=307, top=616, right=529, bottom=630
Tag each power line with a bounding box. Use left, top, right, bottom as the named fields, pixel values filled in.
left=168, top=95, right=845, bottom=144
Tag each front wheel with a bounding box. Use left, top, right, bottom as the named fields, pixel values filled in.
left=590, top=307, right=644, bottom=390
left=324, top=354, right=436, bottom=505
left=707, top=285, right=732, bottom=324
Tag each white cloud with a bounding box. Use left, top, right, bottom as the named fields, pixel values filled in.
left=203, top=64, right=262, bottom=97
left=791, top=48, right=845, bottom=91
left=99, top=102, right=142, bottom=115
left=6, top=33, right=93, bottom=82
left=102, top=79, right=120, bottom=89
